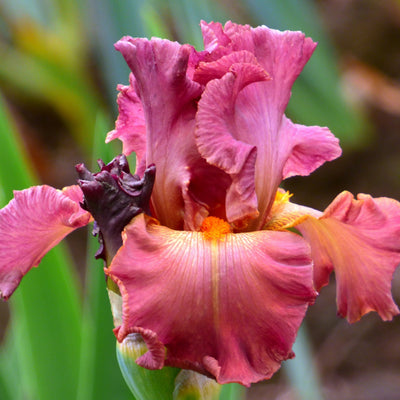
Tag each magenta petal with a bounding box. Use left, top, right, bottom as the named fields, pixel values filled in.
left=131, top=327, right=166, bottom=370
left=114, top=37, right=211, bottom=229
left=106, top=214, right=316, bottom=386
left=201, top=21, right=317, bottom=114
left=193, top=50, right=260, bottom=85
left=62, top=184, right=91, bottom=220
left=196, top=63, right=269, bottom=226
left=106, top=74, right=147, bottom=174
left=196, top=23, right=341, bottom=229
left=281, top=117, right=342, bottom=179
left=298, top=191, right=400, bottom=322
left=200, top=20, right=231, bottom=52
left=0, top=185, right=91, bottom=299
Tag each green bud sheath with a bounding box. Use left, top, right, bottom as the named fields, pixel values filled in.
left=116, top=332, right=180, bottom=400
left=111, top=289, right=222, bottom=400
left=108, top=289, right=179, bottom=400
left=173, top=370, right=221, bottom=400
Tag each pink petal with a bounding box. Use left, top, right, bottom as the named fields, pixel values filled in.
left=281, top=117, right=342, bottom=179
left=106, top=73, right=147, bottom=174
left=193, top=50, right=260, bottom=85
left=196, top=22, right=341, bottom=230
left=115, top=37, right=217, bottom=230
left=196, top=62, right=270, bottom=226
left=0, top=185, right=91, bottom=299
left=105, top=214, right=316, bottom=386
left=62, top=184, right=90, bottom=217
left=200, top=21, right=231, bottom=52
left=200, top=21, right=316, bottom=113
left=298, top=191, right=400, bottom=322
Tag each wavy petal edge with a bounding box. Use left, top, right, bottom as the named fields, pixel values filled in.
left=106, top=213, right=316, bottom=386
left=298, top=191, right=400, bottom=322
left=0, top=185, right=90, bottom=299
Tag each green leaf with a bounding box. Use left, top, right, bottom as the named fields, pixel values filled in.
left=0, top=330, right=22, bottom=400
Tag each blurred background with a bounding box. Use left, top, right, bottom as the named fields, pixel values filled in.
left=0, top=0, right=400, bottom=399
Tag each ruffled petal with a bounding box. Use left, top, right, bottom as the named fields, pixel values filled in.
left=201, top=21, right=317, bottom=115
left=200, top=21, right=231, bottom=53
left=196, top=22, right=341, bottom=230
left=193, top=50, right=260, bottom=85
left=298, top=191, right=400, bottom=322
left=196, top=62, right=269, bottom=227
left=106, top=74, right=147, bottom=174
left=77, top=156, right=155, bottom=261
left=281, top=117, right=342, bottom=179
left=105, top=213, right=316, bottom=386
left=115, top=37, right=218, bottom=230
left=0, top=185, right=91, bottom=299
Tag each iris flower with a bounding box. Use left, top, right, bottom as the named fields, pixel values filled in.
left=1, top=21, right=400, bottom=387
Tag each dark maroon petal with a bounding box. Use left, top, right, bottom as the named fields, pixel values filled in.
left=76, top=155, right=155, bottom=261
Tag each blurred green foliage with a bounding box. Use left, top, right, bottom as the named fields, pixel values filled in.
left=0, top=0, right=368, bottom=399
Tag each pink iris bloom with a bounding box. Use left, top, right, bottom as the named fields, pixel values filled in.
left=1, top=21, right=400, bottom=387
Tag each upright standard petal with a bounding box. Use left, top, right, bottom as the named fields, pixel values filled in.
left=196, top=62, right=269, bottom=227
left=196, top=22, right=341, bottom=230
left=201, top=21, right=317, bottom=114
left=298, top=191, right=400, bottom=322
left=106, top=214, right=316, bottom=386
left=0, top=185, right=91, bottom=299
left=115, top=36, right=222, bottom=230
